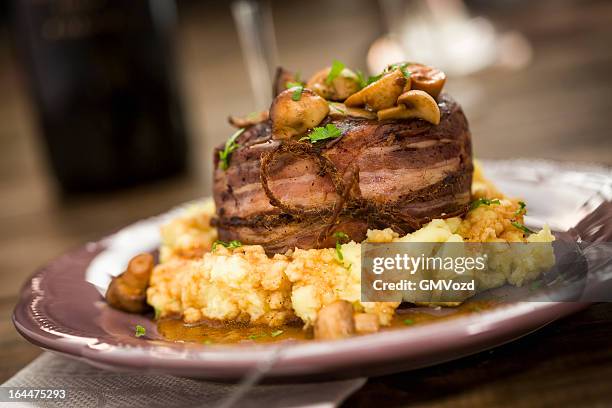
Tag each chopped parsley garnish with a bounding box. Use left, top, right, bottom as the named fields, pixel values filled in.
left=218, top=128, right=245, bottom=171
left=366, top=73, right=382, bottom=84
left=286, top=81, right=302, bottom=89
left=383, top=62, right=411, bottom=78
left=326, top=60, right=345, bottom=84
left=469, top=198, right=501, bottom=211
left=212, top=240, right=242, bottom=251
left=511, top=202, right=532, bottom=234
left=336, top=242, right=344, bottom=261
left=270, top=330, right=284, bottom=337
left=515, top=201, right=527, bottom=216
left=291, top=85, right=303, bottom=101
left=511, top=221, right=534, bottom=235
left=248, top=333, right=265, bottom=340
left=333, top=231, right=350, bottom=261
left=356, top=70, right=382, bottom=88
left=285, top=71, right=303, bottom=89
left=403, top=319, right=414, bottom=325
left=135, top=324, right=146, bottom=338
left=299, top=124, right=342, bottom=143
left=334, top=231, right=349, bottom=240
left=356, top=63, right=409, bottom=89
left=356, top=70, right=366, bottom=88
left=335, top=245, right=343, bottom=261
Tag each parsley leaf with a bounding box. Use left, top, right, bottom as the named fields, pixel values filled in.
left=470, top=198, right=501, bottom=211
left=356, top=70, right=367, bottom=88
left=511, top=221, right=534, bottom=235
left=291, top=85, right=303, bottom=101
left=333, top=231, right=349, bottom=241
left=212, top=240, right=242, bottom=251
left=335, top=242, right=343, bottom=261
left=515, top=201, right=527, bottom=216
left=326, top=60, right=345, bottom=84
left=357, top=62, right=409, bottom=90
left=366, top=73, right=382, bottom=85
left=403, top=319, right=414, bottom=325
left=218, top=128, right=245, bottom=171
left=135, top=324, right=146, bottom=338
left=248, top=333, right=265, bottom=340
left=285, top=72, right=303, bottom=89
left=384, top=62, right=411, bottom=78
left=356, top=70, right=382, bottom=88
left=286, top=81, right=302, bottom=89
left=270, top=330, right=284, bottom=338
left=299, top=124, right=342, bottom=143
left=333, top=231, right=350, bottom=261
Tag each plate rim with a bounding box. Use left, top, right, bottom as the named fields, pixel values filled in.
left=12, top=158, right=608, bottom=380
left=12, top=249, right=588, bottom=378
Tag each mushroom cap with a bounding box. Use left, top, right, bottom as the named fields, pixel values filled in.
left=377, top=90, right=441, bottom=124
left=406, top=63, right=446, bottom=99
left=307, top=67, right=361, bottom=101
left=344, top=69, right=407, bottom=111
left=328, top=102, right=377, bottom=119
left=270, top=87, right=330, bottom=140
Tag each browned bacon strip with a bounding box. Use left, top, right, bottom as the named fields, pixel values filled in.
left=213, top=93, right=473, bottom=254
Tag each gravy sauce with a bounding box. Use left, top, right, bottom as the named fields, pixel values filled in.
left=158, top=301, right=497, bottom=344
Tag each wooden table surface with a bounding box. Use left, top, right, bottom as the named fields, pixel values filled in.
left=1, top=0, right=611, bottom=406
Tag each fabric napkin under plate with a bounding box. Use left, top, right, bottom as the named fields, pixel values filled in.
left=1, top=352, right=365, bottom=408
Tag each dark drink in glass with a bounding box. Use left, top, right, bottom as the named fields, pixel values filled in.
left=12, top=0, right=188, bottom=192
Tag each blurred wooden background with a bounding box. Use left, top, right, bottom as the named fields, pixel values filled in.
left=1, top=0, right=611, bottom=404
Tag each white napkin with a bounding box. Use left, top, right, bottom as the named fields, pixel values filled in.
left=2, top=352, right=365, bottom=408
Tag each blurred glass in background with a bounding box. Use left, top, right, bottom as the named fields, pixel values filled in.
left=373, top=0, right=532, bottom=75
left=12, top=0, right=188, bottom=193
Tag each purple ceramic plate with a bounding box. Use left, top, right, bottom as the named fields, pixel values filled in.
left=12, top=160, right=612, bottom=381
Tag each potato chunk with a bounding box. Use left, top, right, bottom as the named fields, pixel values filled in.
left=314, top=300, right=355, bottom=340
left=354, top=313, right=380, bottom=334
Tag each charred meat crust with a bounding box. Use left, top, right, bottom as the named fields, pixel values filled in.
left=213, top=93, right=473, bottom=254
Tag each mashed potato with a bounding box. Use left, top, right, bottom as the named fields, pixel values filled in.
left=147, top=166, right=555, bottom=328
left=159, top=199, right=218, bottom=263
left=471, top=160, right=504, bottom=200
left=285, top=244, right=399, bottom=327
left=148, top=245, right=295, bottom=326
